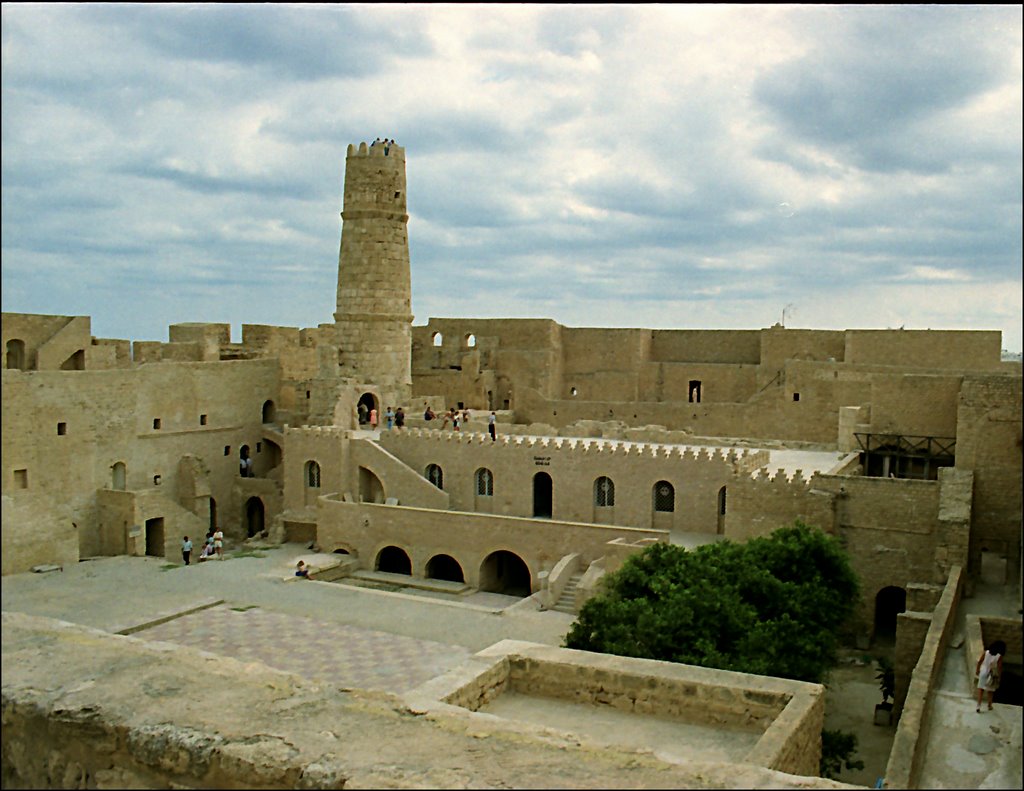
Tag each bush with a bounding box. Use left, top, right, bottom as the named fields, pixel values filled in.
left=564, top=521, right=859, bottom=684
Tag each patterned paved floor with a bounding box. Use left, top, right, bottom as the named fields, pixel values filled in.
left=138, top=605, right=471, bottom=693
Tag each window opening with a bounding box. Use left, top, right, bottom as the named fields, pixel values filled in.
left=306, top=460, right=321, bottom=488
left=476, top=468, right=494, bottom=496
left=688, top=380, right=702, bottom=403
left=653, top=481, right=674, bottom=512
left=594, top=476, right=615, bottom=507
left=426, top=463, right=444, bottom=490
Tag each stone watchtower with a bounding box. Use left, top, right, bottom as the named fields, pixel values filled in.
left=333, top=141, right=413, bottom=409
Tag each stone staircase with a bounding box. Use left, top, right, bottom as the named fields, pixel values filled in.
left=552, top=572, right=584, bottom=614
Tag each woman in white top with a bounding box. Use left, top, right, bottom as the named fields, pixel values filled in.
left=975, top=640, right=1005, bottom=712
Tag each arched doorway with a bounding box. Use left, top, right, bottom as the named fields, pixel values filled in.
left=262, top=399, right=276, bottom=424
left=359, top=466, right=385, bottom=503
left=6, top=339, right=26, bottom=370
left=426, top=554, right=465, bottom=583
left=245, top=497, right=265, bottom=538
left=376, top=546, right=412, bottom=575
left=874, top=586, right=907, bottom=642
left=533, top=472, right=552, bottom=518
left=239, top=445, right=252, bottom=477
left=479, top=550, right=531, bottom=597
left=357, top=392, right=377, bottom=425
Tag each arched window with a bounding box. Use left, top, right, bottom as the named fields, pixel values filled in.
left=475, top=467, right=494, bottom=496
left=594, top=476, right=615, bottom=507
left=465, top=334, right=476, bottom=348
left=718, top=486, right=727, bottom=515
left=6, top=339, right=26, bottom=370
left=432, top=332, right=443, bottom=347
left=262, top=400, right=276, bottom=423
left=653, top=481, right=674, bottom=512
left=305, top=460, right=321, bottom=488
left=426, top=463, right=443, bottom=490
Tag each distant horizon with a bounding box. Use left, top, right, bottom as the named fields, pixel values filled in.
left=3, top=5, right=1021, bottom=352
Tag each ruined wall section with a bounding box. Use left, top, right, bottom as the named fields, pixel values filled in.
left=2, top=313, right=110, bottom=371
left=954, top=372, right=1023, bottom=583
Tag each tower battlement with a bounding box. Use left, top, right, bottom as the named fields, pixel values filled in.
left=346, top=141, right=406, bottom=161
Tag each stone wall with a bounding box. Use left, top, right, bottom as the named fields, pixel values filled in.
left=379, top=428, right=758, bottom=533
left=884, top=566, right=964, bottom=789
left=1, top=358, right=281, bottom=570
left=315, top=496, right=667, bottom=589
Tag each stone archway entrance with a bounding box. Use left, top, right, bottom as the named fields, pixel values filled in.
left=479, top=550, right=531, bottom=597
left=376, top=546, right=411, bottom=575
left=426, top=554, right=465, bottom=583
left=357, top=392, right=377, bottom=425
left=874, top=586, right=906, bottom=643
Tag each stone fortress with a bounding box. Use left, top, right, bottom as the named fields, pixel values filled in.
left=2, top=140, right=1021, bottom=788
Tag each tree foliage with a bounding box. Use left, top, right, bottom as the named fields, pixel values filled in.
left=820, top=729, right=865, bottom=779
left=564, top=521, right=859, bottom=684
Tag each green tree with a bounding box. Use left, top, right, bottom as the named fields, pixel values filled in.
left=564, top=521, right=859, bottom=684
left=820, top=729, right=865, bottom=779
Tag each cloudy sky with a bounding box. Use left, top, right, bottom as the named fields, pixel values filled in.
left=3, top=4, right=1022, bottom=351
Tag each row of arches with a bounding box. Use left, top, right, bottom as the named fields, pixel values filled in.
left=374, top=545, right=531, bottom=596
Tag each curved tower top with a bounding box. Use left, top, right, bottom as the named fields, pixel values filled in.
left=333, top=140, right=412, bottom=405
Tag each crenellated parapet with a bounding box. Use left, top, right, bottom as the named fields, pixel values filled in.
left=346, top=140, right=406, bottom=161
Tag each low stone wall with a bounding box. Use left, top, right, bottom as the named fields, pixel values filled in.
left=413, top=640, right=825, bottom=778
left=883, top=565, right=963, bottom=789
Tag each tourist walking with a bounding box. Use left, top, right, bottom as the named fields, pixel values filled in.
left=489, top=411, right=497, bottom=441
left=213, top=529, right=224, bottom=560
left=386, top=406, right=394, bottom=430
left=181, top=535, right=192, bottom=566
left=395, top=407, right=405, bottom=429
left=369, top=407, right=378, bottom=430
left=976, top=640, right=1005, bottom=712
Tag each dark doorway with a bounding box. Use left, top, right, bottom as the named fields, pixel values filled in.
left=209, top=497, right=217, bottom=530
left=426, top=554, right=465, bottom=583
left=688, top=380, right=702, bottom=403
left=874, top=586, right=907, bottom=643
left=262, top=399, right=276, bottom=424
left=533, top=472, right=552, bottom=518
left=357, top=392, right=377, bottom=425
left=376, top=545, right=412, bottom=575
left=144, top=517, right=165, bottom=557
left=245, top=497, right=265, bottom=538
left=479, top=550, right=531, bottom=597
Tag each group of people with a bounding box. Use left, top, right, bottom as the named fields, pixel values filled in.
left=180, top=528, right=224, bottom=565
left=370, top=137, right=397, bottom=155
left=422, top=404, right=497, bottom=440
left=359, top=404, right=405, bottom=431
